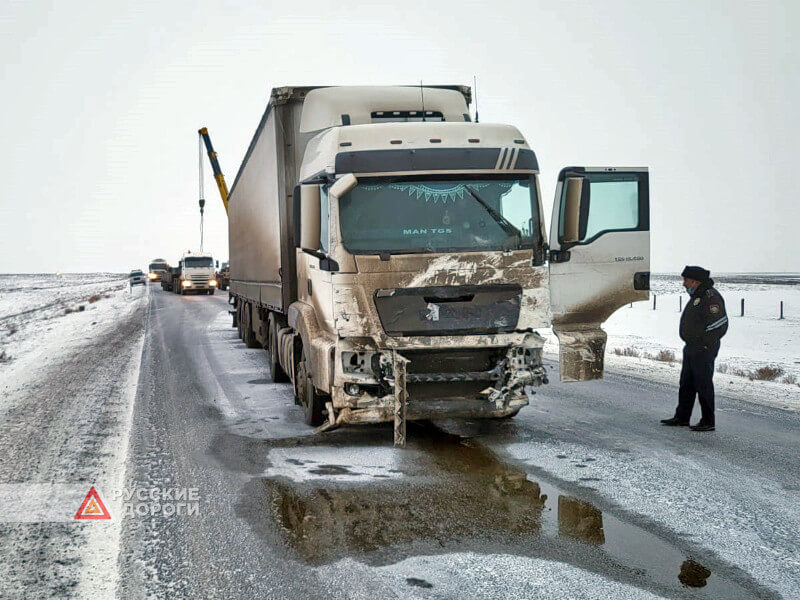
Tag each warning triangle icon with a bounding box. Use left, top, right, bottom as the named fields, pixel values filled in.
left=74, top=486, right=111, bottom=520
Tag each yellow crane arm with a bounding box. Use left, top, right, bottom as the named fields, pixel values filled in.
left=198, top=127, right=229, bottom=215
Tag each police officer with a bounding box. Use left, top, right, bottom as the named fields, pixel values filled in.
left=661, top=266, right=728, bottom=431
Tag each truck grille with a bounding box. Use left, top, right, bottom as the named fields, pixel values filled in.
left=190, top=275, right=209, bottom=284
left=374, top=284, right=522, bottom=337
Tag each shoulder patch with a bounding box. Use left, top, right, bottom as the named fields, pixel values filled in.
left=709, top=304, right=720, bottom=314
left=693, top=298, right=700, bottom=306
left=705, top=289, right=713, bottom=297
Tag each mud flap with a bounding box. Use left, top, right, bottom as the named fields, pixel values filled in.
left=552, top=325, right=607, bottom=382
left=313, top=401, right=338, bottom=435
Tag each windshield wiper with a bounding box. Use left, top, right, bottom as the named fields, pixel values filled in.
left=463, top=185, right=521, bottom=243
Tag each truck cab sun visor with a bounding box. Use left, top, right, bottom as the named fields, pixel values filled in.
left=334, top=148, right=538, bottom=174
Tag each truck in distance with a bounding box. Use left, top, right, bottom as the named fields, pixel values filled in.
left=216, top=261, right=230, bottom=291
left=175, top=252, right=218, bottom=295
left=160, top=265, right=180, bottom=292
left=223, top=85, right=650, bottom=444
left=148, top=258, right=169, bottom=282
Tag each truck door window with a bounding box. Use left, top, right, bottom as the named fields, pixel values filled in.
left=558, top=173, right=645, bottom=245
left=583, top=180, right=639, bottom=239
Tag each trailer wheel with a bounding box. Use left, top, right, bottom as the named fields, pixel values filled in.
left=236, top=304, right=244, bottom=340
left=296, top=349, right=325, bottom=426
left=243, top=304, right=261, bottom=349
left=268, top=317, right=290, bottom=383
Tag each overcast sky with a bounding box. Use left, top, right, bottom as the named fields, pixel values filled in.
left=0, top=0, right=797, bottom=274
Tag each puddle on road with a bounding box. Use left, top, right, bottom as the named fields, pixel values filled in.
left=238, top=426, right=768, bottom=599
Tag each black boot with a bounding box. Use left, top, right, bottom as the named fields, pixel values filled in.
left=660, top=417, right=690, bottom=426
left=690, top=423, right=715, bottom=432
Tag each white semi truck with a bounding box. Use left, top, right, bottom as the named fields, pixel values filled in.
left=176, top=251, right=218, bottom=295
left=225, top=86, right=650, bottom=444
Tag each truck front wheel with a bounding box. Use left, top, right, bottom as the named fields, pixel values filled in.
left=296, top=349, right=325, bottom=426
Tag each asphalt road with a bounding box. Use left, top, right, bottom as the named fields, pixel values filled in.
left=115, top=288, right=798, bottom=599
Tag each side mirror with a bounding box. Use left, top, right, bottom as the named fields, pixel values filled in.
left=299, top=185, right=321, bottom=251
left=329, top=173, right=357, bottom=198
left=215, top=260, right=219, bottom=268
left=562, top=177, right=585, bottom=244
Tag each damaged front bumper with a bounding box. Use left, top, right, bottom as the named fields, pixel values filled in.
left=322, top=333, right=548, bottom=432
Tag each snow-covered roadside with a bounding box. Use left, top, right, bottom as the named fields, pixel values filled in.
left=540, top=276, right=800, bottom=412
left=76, top=323, right=145, bottom=599
left=501, top=439, right=800, bottom=600
left=0, top=278, right=142, bottom=412
left=542, top=336, right=800, bottom=412
left=316, top=555, right=668, bottom=600
left=0, top=279, right=148, bottom=598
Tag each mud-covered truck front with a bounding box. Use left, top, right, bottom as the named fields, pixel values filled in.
left=228, top=86, right=650, bottom=442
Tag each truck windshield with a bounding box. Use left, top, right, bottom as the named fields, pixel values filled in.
left=337, top=175, right=540, bottom=254
left=184, top=257, right=213, bottom=267
left=149, top=263, right=167, bottom=271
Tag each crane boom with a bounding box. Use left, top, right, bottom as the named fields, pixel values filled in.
left=198, top=127, right=230, bottom=215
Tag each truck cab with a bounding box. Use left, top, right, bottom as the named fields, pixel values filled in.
left=227, top=86, right=649, bottom=438
left=177, top=252, right=218, bottom=295
left=148, top=258, right=169, bottom=282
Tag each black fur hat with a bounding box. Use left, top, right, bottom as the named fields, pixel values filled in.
left=681, top=265, right=710, bottom=281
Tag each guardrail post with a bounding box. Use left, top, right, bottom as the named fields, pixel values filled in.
left=740, top=298, right=745, bottom=317
left=780, top=301, right=784, bottom=320
left=653, top=295, right=657, bottom=311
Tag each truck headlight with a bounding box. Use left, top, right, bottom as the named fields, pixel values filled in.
left=345, top=383, right=361, bottom=396
left=209, top=279, right=217, bottom=286
left=182, top=280, right=192, bottom=287
left=148, top=273, right=157, bottom=280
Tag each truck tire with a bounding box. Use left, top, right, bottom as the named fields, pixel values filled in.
left=236, top=304, right=244, bottom=340
left=209, top=289, right=215, bottom=295
left=296, top=348, right=325, bottom=426
left=268, top=317, right=290, bottom=383
left=243, top=304, right=261, bottom=349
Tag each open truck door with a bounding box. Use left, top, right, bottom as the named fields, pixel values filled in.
left=548, top=167, right=650, bottom=382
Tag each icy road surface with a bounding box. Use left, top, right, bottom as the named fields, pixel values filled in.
left=0, top=283, right=798, bottom=599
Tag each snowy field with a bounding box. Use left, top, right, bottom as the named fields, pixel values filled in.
left=0, top=273, right=128, bottom=368
left=0, top=273, right=148, bottom=420
left=543, top=274, right=800, bottom=410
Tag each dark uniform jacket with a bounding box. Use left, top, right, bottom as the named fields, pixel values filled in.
left=679, top=278, right=728, bottom=349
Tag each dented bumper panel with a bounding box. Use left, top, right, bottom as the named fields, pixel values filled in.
left=329, top=333, right=547, bottom=424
